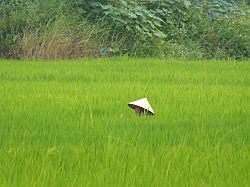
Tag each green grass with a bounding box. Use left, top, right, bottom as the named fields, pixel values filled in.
left=0, top=58, right=249, bottom=186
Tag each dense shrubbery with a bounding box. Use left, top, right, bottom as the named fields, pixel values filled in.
left=0, top=0, right=249, bottom=59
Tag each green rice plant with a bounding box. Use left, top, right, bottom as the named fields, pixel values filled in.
left=0, top=58, right=249, bottom=186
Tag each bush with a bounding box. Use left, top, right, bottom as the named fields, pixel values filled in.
left=193, top=16, right=250, bottom=59
left=0, top=0, right=69, bottom=58
left=0, top=0, right=250, bottom=59
left=19, top=16, right=102, bottom=59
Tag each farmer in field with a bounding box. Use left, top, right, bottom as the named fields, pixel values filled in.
left=128, top=98, right=155, bottom=116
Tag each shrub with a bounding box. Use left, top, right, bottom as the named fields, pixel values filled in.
left=0, top=0, right=250, bottom=59
left=193, top=16, right=250, bottom=59
left=19, top=15, right=102, bottom=59
left=0, top=0, right=70, bottom=58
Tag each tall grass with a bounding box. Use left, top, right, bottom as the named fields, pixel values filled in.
left=20, top=16, right=103, bottom=60
left=0, top=58, right=249, bottom=186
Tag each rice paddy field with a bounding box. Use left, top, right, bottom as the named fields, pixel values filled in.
left=0, top=58, right=249, bottom=186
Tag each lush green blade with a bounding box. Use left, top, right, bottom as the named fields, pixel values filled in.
left=0, top=58, right=249, bottom=186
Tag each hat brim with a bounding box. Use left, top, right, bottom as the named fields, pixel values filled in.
left=128, top=104, right=154, bottom=115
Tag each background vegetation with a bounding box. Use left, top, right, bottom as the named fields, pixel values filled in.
left=0, top=0, right=250, bottom=59
left=0, top=58, right=249, bottom=186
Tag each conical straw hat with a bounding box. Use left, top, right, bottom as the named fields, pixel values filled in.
left=128, top=98, right=155, bottom=115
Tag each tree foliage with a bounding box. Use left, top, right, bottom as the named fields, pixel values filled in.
left=0, top=0, right=249, bottom=59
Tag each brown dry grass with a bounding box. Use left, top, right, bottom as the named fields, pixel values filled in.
left=20, top=16, right=100, bottom=60
left=20, top=31, right=98, bottom=60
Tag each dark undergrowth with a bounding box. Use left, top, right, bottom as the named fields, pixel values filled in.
left=0, top=0, right=249, bottom=60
